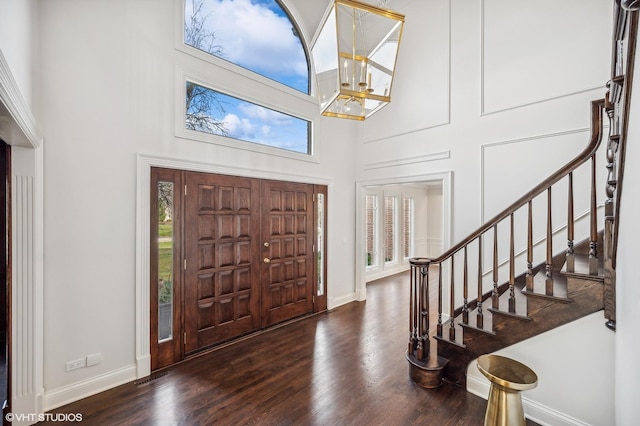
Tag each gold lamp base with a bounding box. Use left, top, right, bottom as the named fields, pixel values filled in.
left=477, top=354, right=538, bottom=426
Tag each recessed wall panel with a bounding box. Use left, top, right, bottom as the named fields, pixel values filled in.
left=482, top=0, right=610, bottom=113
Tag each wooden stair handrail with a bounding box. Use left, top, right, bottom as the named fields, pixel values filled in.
left=428, top=98, right=604, bottom=264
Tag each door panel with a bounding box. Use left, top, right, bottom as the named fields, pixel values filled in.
left=261, top=180, right=314, bottom=325
left=184, top=172, right=261, bottom=353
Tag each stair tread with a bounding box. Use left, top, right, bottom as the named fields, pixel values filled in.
left=486, top=281, right=529, bottom=319
left=434, top=321, right=466, bottom=348
left=459, top=305, right=495, bottom=335
left=521, top=269, right=570, bottom=302
left=561, top=252, right=604, bottom=280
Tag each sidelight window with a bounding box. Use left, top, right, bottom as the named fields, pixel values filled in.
left=365, top=194, right=378, bottom=267
left=384, top=196, right=397, bottom=264
left=157, top=181, right=174, bottom=342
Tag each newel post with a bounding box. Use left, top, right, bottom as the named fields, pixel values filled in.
left=409, top=257, right=431, bottom=361
left=407, top=257, right=446, bottom=388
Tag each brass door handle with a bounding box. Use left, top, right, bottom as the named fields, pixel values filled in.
left=264, top=258, right=271, bottom=264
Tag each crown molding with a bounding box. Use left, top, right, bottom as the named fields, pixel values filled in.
left=0, top=49, right=42, bottom=148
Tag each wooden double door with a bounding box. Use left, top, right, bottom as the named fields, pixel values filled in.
left=151, top=169, right=327, bottom=370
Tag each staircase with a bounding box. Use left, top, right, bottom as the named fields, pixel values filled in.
left=406, top=0, right=638, bottom=390
left=431, top=235, right=604, bottom=387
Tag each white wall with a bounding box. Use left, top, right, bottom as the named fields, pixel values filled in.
left=615, top=25, right=640, bottom=424
left=36, top=0, right=358, bottom=409
left=0, top=0, right=37, bottom=108
left=357, top=0, right=614, bottom=424
left=426, top=185, right=443, bottom=257
left=467, top=313, right=615, bottom=426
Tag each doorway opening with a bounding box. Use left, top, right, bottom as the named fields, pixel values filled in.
left=355, top=172, right=451, bottom=300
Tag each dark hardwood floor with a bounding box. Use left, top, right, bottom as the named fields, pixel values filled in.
left=40, top=271, right=538, bottom=425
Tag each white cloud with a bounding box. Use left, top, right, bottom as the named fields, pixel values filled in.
left=202, top=0, right=307, bottom=78
left=237, top=103, right=293, bottom=126
left=260, top=124, right=272, bottom=138
left=223, top=113, right=257, bottom=139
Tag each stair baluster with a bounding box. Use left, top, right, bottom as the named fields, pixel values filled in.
left=437, top=265, right=443, bottom=337
left=477, top=235, right=484, bottom=329
left=463, top=246, right=469, bottom=324
left=509, top=213, right=516, bottom=313
left=419, top=261, right=429, bottom=360
left=545, top=187, right=554, bottom=296
left=492, top=225, right=499, bottom=309
left=526, top=201, right=534, bottom=292
left=589, top=154, right=599, bottom=275
left=566, top=172, right=575, bottom=272
left=449, top=256, right=456, bottom=341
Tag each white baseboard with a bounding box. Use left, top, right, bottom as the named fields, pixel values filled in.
left=136, top=354, right=151, bottom=379
left=467, top=375, right=593, bottom=426
left=329, top=292, right=356, bottom=310
left=43, top=365, right=137, bottom=412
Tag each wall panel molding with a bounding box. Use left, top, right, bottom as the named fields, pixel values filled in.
left=480, top=128, right=589, bottom=222
left=480, top=0, right=610, bottom=115
left=364, top=150, right=450, bottom=171
left=364, top=0, right=453, bottom=144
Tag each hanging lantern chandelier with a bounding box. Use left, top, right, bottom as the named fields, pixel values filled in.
left=312, top=0, right=405, bottom=121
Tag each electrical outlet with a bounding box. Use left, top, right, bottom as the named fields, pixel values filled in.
left=65, top=358, right=86, bottom=372
left=86, top=352, right=103, bottom=367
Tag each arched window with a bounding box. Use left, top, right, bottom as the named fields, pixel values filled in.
left=184, top=0, right=309, bottom=93
left=180, top=0, right=313, bottom=157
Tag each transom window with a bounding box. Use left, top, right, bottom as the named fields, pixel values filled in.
left=186, top=82, right=311, bottom=154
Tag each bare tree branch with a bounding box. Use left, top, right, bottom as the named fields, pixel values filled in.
left=184, top=0, right=228, bottom=135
